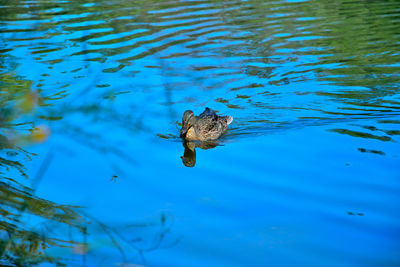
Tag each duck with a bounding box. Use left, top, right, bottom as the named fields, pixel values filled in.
left=180, top=107, right=233, bottom=141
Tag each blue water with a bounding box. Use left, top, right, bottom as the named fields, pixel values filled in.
left=1, top=0, right=399, bottom=266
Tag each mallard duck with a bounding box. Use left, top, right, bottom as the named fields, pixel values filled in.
left=180, top=107, right=233, bottom=141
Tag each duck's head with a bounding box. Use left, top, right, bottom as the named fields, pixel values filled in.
left=180, top=110, right=195, bottom=138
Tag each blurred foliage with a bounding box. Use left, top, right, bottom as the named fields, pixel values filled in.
left=0, top=68, right=84, bottom=265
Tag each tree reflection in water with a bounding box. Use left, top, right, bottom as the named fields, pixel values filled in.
left=0, top=87, right=83, bottom=265
left=0, top=73, right=175, bottom=266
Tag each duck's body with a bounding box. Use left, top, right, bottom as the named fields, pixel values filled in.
left=180, top=107, right=233, bottom=141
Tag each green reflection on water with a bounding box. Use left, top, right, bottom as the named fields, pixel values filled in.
left=0, top=71, right=83, bottom=266
left=0, top=71, right=174, bottom=265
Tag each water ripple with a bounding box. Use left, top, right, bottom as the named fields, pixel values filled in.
left=1, top=0, right=400, bottom=265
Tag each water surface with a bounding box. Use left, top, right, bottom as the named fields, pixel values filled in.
left=1, top=0, right=399, bottom=266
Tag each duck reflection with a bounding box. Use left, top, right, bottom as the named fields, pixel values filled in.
left=181, top=141, right=196, bottom=167
left=181, top=140, right=219, bottom=167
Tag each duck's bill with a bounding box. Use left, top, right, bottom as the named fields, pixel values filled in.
left=180, top=126, right=188, bottom=137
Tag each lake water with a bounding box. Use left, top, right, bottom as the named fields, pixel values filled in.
left=1, top=0, right=399, bottom=266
